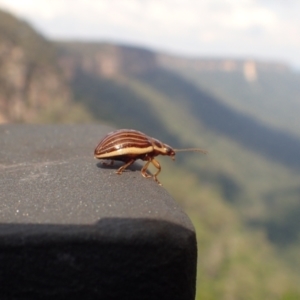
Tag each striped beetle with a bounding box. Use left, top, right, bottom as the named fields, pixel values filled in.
left=94, top=129, right=207, bottom=185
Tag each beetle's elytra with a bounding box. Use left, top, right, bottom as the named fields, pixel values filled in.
left=94, top=129, right=207, bottom=185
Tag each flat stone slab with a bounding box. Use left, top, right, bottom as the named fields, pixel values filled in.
left=0, top=124, right=197, bottom=300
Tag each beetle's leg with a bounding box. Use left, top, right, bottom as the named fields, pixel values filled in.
left=102, top=160, right=114, bottom=166
left=141, top=160, right=152, bottom=178
left=150, top=158, right=162, bottom=185
left=116, top=159, right=135, bottom=174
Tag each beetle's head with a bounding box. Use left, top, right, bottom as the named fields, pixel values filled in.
left=163, top=144, right=176, bottom=160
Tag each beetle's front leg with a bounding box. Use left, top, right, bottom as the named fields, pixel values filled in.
left=150, top=158, right=162, bottom=185
left=141, top=160, right=152, bottom=178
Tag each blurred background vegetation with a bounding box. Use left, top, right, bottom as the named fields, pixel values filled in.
left=1, top=8, right=300, bottom=299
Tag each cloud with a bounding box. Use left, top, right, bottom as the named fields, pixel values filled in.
left=0, top=0, right=299, bottom=67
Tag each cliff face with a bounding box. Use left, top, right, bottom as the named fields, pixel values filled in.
left=56, top=41, right=291, bottom=92
left=56, top=42, right=158, bottom=81
left=0, top=10, right=71, bottom=123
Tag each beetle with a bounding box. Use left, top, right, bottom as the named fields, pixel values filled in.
left=94, top=129, right=207, bottom=185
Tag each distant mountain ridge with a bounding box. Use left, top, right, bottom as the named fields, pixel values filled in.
left=56, top=41, right=291, bottom=81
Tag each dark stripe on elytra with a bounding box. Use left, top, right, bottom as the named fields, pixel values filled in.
left=104, top=135, right=149, bottom=144
left=99, top=138, right=149, bottom=150
left=99, top=135, right=151, bottom=148
left=99, top=136, right=150, bottom=148
left=102, top=132, right=150, bottom=145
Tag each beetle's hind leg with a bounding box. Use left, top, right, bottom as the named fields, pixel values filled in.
left=116, top=159, right=135, bottom=175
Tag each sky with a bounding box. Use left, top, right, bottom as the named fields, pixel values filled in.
left=0, top=0, right=300, bottom=69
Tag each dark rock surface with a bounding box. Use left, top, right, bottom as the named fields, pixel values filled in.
left=0, top=124, right=197, bottom=300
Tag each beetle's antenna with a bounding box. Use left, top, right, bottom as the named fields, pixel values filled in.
left=174, top=148, right=208, bottom=154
